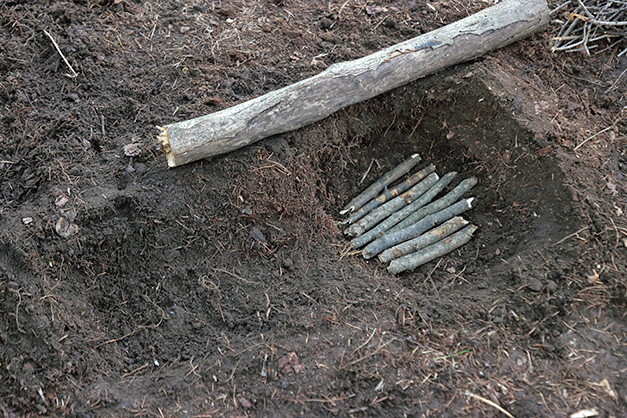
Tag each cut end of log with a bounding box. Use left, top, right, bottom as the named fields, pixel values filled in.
left=156, top=125, right=176, bottom=168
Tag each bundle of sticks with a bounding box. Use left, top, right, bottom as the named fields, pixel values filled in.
left=552, top=0, right=627, bottom=56
left=341, top=154, right=478, bottom=275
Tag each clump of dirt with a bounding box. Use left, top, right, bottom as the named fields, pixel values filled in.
left=1, top=0, right=626, bottom=417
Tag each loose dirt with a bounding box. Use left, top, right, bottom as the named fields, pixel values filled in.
left=1, top=1, right=626, bottom=417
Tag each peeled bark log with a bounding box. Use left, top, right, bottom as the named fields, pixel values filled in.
left=387, top=177, right=477, bottom=234
left=157, top=0, right=549, bottom=167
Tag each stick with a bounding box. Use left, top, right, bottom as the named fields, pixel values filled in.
left=156, top=0, right=550, bottom=167
left=387, top=225, right=478, bottom=274
left=345, top=171, right=439, bottom=237
left=378, top=217, right=469, bottom=263
left=363, top=197, right=475, bottom=259
left=551, top=226, right=589, bottom=246
left=574, top=116, right=623, bottom=150
left=464, top=391, right=515, bottom=418
left=360, top=159, right=375, bottom=184
left=387, top=177, right=477, bottom=234
left=344, top=164, right=436, bottom=224
left=43, top=29, right=78, bottom=78
left=341, top=154, right=422, bottom=215
left=351, top=172, right=457, bottom=249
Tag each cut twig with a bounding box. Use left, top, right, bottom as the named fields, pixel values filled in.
left=341, top=154, right=421, bottom=215
left=43, top=29, right=78, bottom=78
left=387, top=225, right=478, bottom=274
left=344, top=164, right=436, bottom=224
left=379, top=217, right=469, bottom=263
left=574, top=114, right=623, bottom=150
left=351, top=172, right=457, bottom=249
left=387, top=177, right=477, bottom=234
left=363, top=197, right=475, bottom=259
left=345, top=172, right=439, bottom=237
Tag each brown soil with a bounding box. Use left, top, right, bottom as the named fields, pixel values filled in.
left=1, top=1, right=626, bottom=417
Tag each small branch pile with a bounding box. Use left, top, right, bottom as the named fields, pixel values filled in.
left=341, top=155, right=478, bottom=275
left=552, top=0, right=627, bottom=55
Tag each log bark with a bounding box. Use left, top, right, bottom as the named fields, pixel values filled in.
left=157, top=0, right=549, bottom=167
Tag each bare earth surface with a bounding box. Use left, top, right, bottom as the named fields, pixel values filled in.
left=1, top=1, right=626, bottom=417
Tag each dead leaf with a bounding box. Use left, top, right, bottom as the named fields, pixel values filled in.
left=590, top=378, right=617, bottom=399
left=123, top=143, right=142, bottom=157
left=292, top=363, right=305, bottom=374
left=534, top=101, right=549, bottom=114
left=606, top=177, right=618, bottom=196
left=278, top=352, right=301, bottom=374
left=537, top=145, right=551, bottom=156
left=55, top=194, right=68, bottom=207
left=250, top=227, right=267, bottom=245
left=55, top=217, right=79, bottom=239
left=238, top=396, right=252, bottom=408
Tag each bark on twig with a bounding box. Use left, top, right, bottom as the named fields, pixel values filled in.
left=344, top=164, right=436, bottom=225
left=387, top=225, right=478, bottom=274
left=351, top=172, right=457, bottom=249
left=378, top=217, right=469, bottom=263
left=362, top=197, right=475, bottom=259
left=341, top=154, right=421, bottom=215
left=387, top=177, right=477, bottom=234
left=345, top=172, right=439, bottom=237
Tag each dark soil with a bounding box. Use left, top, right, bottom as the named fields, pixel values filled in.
left=1, top=1, right=626, bottom=417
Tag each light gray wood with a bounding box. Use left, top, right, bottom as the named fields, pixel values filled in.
left=362, top=197, right=476, bottom=259
left=157, top=0, right=549, bottom=167
left=378, top=216, right=469, bottom=263
left=387, top=225, right=478, bottom=274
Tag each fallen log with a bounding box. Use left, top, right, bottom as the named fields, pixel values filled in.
left=157, top=0, right=549, bottom=167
